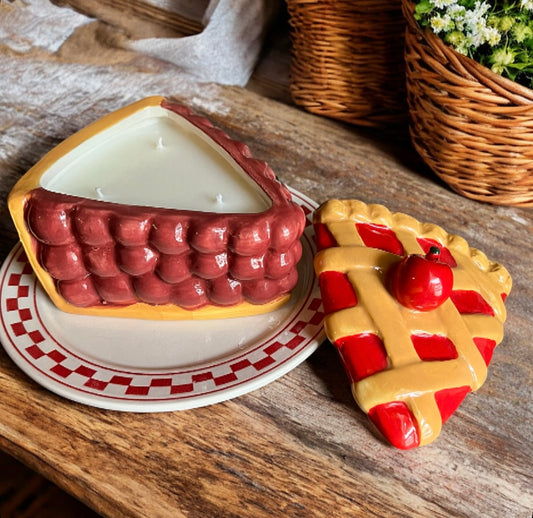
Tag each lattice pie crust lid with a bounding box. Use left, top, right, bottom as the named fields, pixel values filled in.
left=8, top=97, right=305, bottom=320
left=314, top=199, right=512, bottom=449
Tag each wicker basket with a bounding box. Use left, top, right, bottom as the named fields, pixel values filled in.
left=286, top=0, right=407, bottom=127
left=403, top=0, right=533, bottom=207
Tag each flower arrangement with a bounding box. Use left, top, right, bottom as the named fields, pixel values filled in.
left=414, top=0, right=533, bottom=87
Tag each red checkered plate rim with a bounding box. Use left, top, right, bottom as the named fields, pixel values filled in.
left=0, top=188, right=325, bottom=412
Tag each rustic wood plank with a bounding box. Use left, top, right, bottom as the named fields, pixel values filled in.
left=0, top=2, right=531, bottom=518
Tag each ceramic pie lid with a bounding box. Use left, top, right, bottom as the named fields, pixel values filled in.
left=313, top=199, right=512, bottom=448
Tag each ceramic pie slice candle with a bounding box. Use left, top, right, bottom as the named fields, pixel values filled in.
left=313, top=199, right=512, bottom=449
left=8, top=96, right=305, bottom=319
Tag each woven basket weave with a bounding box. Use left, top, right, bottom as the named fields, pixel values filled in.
left=403, top=0, right=533, bottom=207
left=286, top=0, right=406, bottom=127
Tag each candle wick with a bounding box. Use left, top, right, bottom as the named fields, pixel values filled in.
left=156, top=136, right=164, bottom=150
left=215, top=193, right=224, bottom=205
left=95, top=187, right=105, bottom=199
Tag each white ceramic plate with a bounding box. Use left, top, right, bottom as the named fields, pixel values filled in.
left=0, top=189, right=325, bottom=412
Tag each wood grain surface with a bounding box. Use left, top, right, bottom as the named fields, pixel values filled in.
left=0, top=450, right=99, bottom=517
left=0, top=2, right=531, bottom=517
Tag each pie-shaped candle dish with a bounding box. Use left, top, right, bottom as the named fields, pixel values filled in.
left=8, top=97, right=305, bottom=320
left=313, top=199, right=512, bottom=449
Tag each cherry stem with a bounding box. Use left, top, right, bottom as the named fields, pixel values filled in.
left=426, top=246, right=441, bottom=261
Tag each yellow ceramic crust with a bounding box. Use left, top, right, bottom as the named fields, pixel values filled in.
left=43, top=294, right=291, bottom=321
left=8, top=97, right=302, bottom=320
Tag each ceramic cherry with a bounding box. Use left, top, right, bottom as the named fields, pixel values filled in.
left=389, top=246, right=453, bottom=311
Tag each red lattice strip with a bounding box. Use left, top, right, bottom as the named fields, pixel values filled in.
left=450, top=290, right=495, bottom=315
left=319, top=271, right=358, bottom=314
left=473, top=337, right=497, bottom=366
left=411, top=334, right=458, bottom=361
left=314, top=223, right=337, bottom=251
left=434, top=386, right=471, bottom=423
left=368, top=401, right=420, bottom=450
left=355, top=223, right=404, bottom=256
left=335, top=333, right=388, bottom=382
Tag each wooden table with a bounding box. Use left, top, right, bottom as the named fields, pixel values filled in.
left=0, top=2, right=531, bottom=517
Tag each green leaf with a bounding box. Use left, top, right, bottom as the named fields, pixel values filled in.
left=415, top=0, right=433, bottom=16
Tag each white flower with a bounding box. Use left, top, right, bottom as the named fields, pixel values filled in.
left=483, top=26, right=501, bottom=46
left=430, top=0, right=457, bottom=8
left=463, top=0, right=491, bottom=25
left=416, top=0, right=533, bottom=85
left=467, top=20, right=489, bottom=47
left=430, top=14, right=454, bottom=33
left=447, top=4, right=467, bottom=20
left=519, top=0, right=533, bottom=11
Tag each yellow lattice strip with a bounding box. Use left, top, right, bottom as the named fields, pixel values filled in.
left=462, top=314, right=504, bottom=343
left=437, top=300, right=488, bottom=390
left=407, top=393, right=444, bottom=446
left=347, top=268, right=419, bottom=368
left=326, top=221, right=364, bottom=247
left=393, top=228, right=425, bottom=255
left=324, top=306, right=376, bottom=344
left=352, top=359, right=473, bottom=412
left=401, top=307, right=449, bottom=336
left=314, top=246, right=399, bottom=276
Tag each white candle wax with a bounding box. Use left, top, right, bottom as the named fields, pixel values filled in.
left=40, top=107, right=271, bottom=213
